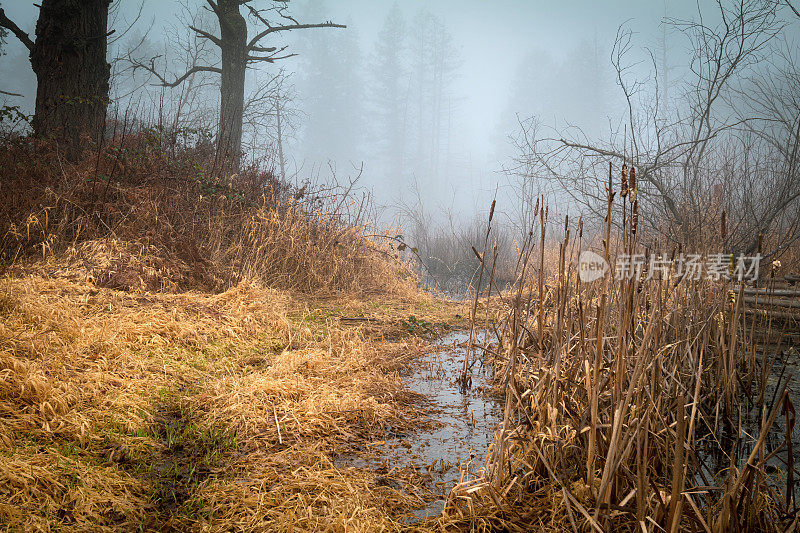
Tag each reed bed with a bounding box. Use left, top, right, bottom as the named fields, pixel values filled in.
left=449, top=165, right=798, bottom=532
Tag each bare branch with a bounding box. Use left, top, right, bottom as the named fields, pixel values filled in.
left=205, top=0, right=220, bottom=15
left=189, top=25, right=222, bottom=47
left=247, top=53, right=296, bottom=63
left=245, top=44, right=293, bottom=63
left=249, top=45, right=278, bottom=53
left=247, top=20, right=346, bottom=51
left=785, top=0, right=800, bottom=19
left=0, top=8, right=34, bottom=52
left=159, top=65, right=222, bottom=87
left=127, top=53, right=221, bottom=87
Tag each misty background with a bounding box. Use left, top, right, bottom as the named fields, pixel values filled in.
left=3, top=0, right=799, bottom=292
left=1, top=1, right=702, bottom=214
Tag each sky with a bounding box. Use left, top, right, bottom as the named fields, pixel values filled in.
left=0, top=0, right=779, bottom=221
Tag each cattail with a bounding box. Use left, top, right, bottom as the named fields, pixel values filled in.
left=621, top=164, right=629, bottom=198
left=632, top=199, right=639, bottom=237
left=721, top=210, right=726, bottom=241
left=608, top=161, right=613, bottom=194
left=578, top=216, right=583, bottom=239
left=629, top=167, right=636, bottom=199
left=489, top=200, right=496, bottom=223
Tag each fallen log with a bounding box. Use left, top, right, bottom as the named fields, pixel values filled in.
left=742, top=296, right=800, bottom=309
left=732, top=287, right=800, bottom=297
left=743, top=307, right=800, bottom=322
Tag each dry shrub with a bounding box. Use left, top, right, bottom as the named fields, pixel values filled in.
left=0, top=134, right=417, bottom=296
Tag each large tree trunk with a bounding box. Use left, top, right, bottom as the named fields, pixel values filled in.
left=216, top=0, right=247, bottom=168
left=30, top=0, right=110, bottom=154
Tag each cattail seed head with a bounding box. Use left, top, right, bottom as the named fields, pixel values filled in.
left=632, top=200, right=639, bottom=236
left=621, top=164, right=629, bottom=198
left=629, top=167, right=636, bottom=199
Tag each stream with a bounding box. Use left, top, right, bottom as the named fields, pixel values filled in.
left=335, top=330, right=502, bottom=521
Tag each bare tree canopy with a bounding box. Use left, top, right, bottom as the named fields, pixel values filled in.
left=511, top=0, right=800, bottom=259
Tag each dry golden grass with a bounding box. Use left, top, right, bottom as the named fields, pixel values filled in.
left=0, top=135, right=473, bottom=531
left=0, top=268, right=467, bottom=532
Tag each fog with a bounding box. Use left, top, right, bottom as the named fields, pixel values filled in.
left=0, top=1, right=710, bottom=217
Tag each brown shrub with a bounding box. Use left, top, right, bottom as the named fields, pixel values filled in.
left=0, top=134, right=416, bottom=296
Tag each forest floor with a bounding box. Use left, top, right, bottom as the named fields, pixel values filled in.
left=0, top=266, right=478, bottom=531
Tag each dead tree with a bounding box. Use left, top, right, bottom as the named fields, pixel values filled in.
left=512, top=0, right=790, bottom=254
left=129, top=0, right=343, bottom=169
left=241, top=70, right=299, bottom=180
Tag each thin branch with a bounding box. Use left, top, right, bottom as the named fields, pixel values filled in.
left=785, top=0, right=800, bottom=19
left=249, top=45, right=278, bottom=53
left=128, top=54, right=221, bottom=87
left=247, top=53, right=296, bottom=63
left=247, top=20, right=346, bottom=51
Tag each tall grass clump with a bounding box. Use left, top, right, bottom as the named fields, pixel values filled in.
left=449, top=164, right=798, bottom=531
left=0, top=128, right=416, bottom=296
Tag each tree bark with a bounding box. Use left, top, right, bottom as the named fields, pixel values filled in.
left=217, top=0, right=247, bottom=168
left=30, top=0, right=111, bottom=153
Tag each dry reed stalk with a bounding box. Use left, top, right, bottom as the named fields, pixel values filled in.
left=463, top=199, right=496, bottom=388
left=447, top=163, right=796, bottom=532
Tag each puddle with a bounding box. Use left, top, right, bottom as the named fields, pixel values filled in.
left=335, top=330, right=502, bottom=522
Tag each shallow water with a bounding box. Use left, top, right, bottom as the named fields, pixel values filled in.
left=335, top=330, right=502, bottom=521
left=694, top=342, right=800, bottom=508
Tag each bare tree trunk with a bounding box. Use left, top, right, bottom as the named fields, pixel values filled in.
left=217, top=0, right=246, bottom=168
left=28, top=0, right=110, bottom=154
